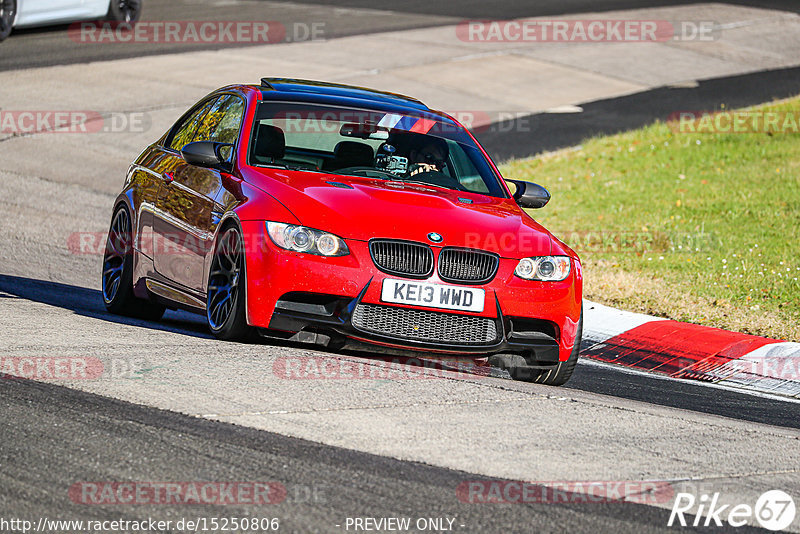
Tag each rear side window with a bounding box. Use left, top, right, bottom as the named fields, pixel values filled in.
left=167, top=98, right=217, bottom=151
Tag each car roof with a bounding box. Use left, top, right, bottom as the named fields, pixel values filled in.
left=258, top=77, right=433, bottom=114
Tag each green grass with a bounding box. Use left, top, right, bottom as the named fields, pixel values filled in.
left=501, top=97, right=800, bottom=340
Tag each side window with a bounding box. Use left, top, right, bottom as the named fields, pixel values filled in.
left=167, top=98, right=218, bottom=151
left=193, top=95, right=246, bottom=162
left=194, top=95, right=246, bottom=145
left=450, top=141, right=490, bottom=193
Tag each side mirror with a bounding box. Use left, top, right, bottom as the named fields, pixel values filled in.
left=181, top=141, right=233, bottom=170
left=507, top=180, right=550, bottom=209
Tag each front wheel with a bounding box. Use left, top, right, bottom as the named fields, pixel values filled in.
left=106, top=0, right=142, bottom=23
left=0, top=0, right=17, bottom=42
left=207, top=224, right=254, bottom=341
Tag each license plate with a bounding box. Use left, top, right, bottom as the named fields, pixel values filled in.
left=380, top=279, right=485, bottom=313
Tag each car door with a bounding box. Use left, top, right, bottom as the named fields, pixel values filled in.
left=83, top=0, right=112, bottom=17
left=152, top=94, right=246, bottom=295
left=15, top=0, right=84, bottom=26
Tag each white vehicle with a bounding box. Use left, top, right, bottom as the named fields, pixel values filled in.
left=0, top=0, right=141, bottom=41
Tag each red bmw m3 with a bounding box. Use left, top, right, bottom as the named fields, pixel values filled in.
left=102, top=78, right=583, bottom=385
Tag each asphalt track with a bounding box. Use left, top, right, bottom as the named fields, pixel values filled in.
left=5, top=378, right=769, bottom=534
left=2, top=274, right=799, bottom=431
left=475, top=65, right=800, bottom=160
left=2, top=0, right=799, bottom=72
left=5, top=0, right=800, bottom=162
left=2, top=1, right=800, bottom=532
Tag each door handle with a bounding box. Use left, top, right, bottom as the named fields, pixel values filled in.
left=162, top=171, right=174, bottom=183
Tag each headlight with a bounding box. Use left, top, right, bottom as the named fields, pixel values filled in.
left=266, top=222, right=349, bottom=257
left=514, top=256, right=571, bottom=281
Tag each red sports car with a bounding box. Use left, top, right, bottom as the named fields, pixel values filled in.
left=102, top=78, right=583, bottom=385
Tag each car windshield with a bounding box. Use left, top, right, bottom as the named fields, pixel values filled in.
left=248, top=102, right=507, bottom=197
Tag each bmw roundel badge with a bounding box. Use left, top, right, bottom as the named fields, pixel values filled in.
left=427, top=232, right=443, bottom=243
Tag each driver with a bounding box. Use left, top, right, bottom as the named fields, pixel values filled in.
left=407, top=136, right=448, bottom=177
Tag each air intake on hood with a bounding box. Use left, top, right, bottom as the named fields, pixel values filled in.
left=438, top=248, right=499, bottom=284
left=369, top=240, right=433, bottom=279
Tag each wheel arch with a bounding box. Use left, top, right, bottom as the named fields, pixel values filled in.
left=207, top=212, right=250, bottom=325
left=111, top=189, right=151, bottom=299
left=210, top=179, right=301, bottom=327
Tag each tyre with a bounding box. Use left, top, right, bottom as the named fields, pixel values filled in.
left=207, top=223, right=254, bottom=341
left=102, top=206, right=165, bottom=320
left=106, top=0, right=142, bottom=23
left=510, top=307, right=583, bottom=386
left=0, top=0, right=16, bottom=42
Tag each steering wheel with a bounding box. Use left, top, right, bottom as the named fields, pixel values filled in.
left=406, top=168, right=467, bottom=191
left=335, top=166, right=467, bottom=192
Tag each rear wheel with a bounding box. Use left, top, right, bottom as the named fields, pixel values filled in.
left=102, top=206, right=165, bottom=320
left=509, top=308, right=583, bottom=386
left=106, top=0, right=141, bottom=23
left=0, top=0, right=16, bottom=42
left=207, top=224, right=254, bottom=341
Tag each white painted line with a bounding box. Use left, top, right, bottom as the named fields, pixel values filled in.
left=545, top=105, right=584, bottom=113
left=706, top=342, right=800, bottom=397
left=581, top=301, right=800, bottom=400
left=582, top=299, right=665, bottom=345
left=578, top=358, right=800, bottom=404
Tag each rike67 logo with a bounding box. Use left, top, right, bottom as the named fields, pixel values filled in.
left=669, top=490, right=796, bottom=531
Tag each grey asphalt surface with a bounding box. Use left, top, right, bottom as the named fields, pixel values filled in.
left=0, top=0, right=456, bottom=72
left=4, top=377, right=762, bottom=534
left=5, top=0, right=800, bottom=163
left=476, top=65, right=800, bottom=160
left=3, top=1, right=800, bottom=532
left=281, top=0, right=800, bottom=17
left=3, top=0, right=800, bottom=72
left=2, top=274, right=799, bottom=431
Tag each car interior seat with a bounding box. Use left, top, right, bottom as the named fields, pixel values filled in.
left=323, top=141, right=374, bottom=170
left=252, top=124, right=286, bottom=164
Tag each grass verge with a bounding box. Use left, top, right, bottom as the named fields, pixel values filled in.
left=501, top=97, right=800, bottom=341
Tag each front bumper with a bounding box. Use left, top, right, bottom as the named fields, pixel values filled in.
left=241, top=220, right=582, bottom=362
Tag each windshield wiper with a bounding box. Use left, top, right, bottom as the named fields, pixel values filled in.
left=385, top=178, right=458, bottom=191
left=254, top=162, right=307, bottom=171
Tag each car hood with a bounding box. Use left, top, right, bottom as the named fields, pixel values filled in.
left=245, top=168, right=554, bottom=258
